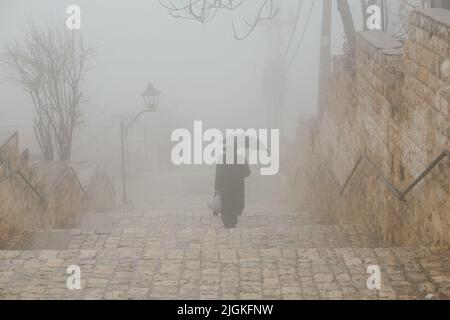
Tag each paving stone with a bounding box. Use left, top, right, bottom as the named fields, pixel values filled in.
left=0, top=175, right=449, bottom=300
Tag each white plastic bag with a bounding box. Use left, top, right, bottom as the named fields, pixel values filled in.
left=207, top=194, right=222, bottom=213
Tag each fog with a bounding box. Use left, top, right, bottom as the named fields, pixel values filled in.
left=2, top=1, right=450, bottom=302
left=0, top=0, right=353, bottom=199
left=0, top=1, right=353, bottom=135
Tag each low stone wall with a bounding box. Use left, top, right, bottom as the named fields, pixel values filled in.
left=0, top=132, right=19, bottom=173
left=71, top=163, right=116, bottom=213
left=293, top=9, right=450, bottom=246
left=0, top=132, right=22, bottom=241
left=27, top=161, right=84, bottom=230
left=0, top=132, right=115, bottom=244
left=0, top=169, right=42, bottom=242
left=0, top=161, right=84, bottom=243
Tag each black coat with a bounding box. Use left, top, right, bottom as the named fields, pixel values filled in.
left=215, top=162, right=251, bottom=214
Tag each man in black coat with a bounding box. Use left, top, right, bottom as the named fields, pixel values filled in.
left=214, top=141, right=251, bottom=228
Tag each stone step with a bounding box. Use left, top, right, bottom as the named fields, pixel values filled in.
left=0, top=210, right=344, bottom=251
left=60, top=225, right=379, bottom=251
left=7, top=219, right=378, bottom=252
left=103, top=209, right=333, bottom=223
left=4, top=223, right=378, bottom=251
left=0, top=246, right=448, bottom=299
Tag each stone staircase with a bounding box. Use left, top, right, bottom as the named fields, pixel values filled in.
left=0, top=173, right=449, bottom=300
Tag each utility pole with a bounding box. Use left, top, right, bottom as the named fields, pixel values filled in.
left=259, top=15, right=292, bottom=133
left=431, top=0, right=450, bottom=9
left=317, top=0, right=332, bottom=114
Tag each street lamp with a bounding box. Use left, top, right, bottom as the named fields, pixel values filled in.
left=121, top=82, right=161, bottom=204
left=142, top=82, right=161, bottom=111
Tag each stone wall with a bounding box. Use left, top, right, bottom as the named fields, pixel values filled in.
left=45, top=171, right=84, bottom=228
left=292, top=9, right=450, bottom=246
left=0, top=132, right=22, bottom=240
left=71, top=163, right=116, bottom=213
left=0, top=132, right=115, bottom=244
left=0, top=132, right=19, bottom=174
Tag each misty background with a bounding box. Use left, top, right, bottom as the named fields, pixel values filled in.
left=0, top=1, right=358, bottom=137
left=0, top=0, right=368, bottom=197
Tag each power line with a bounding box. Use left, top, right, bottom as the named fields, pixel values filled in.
left=284, top=0, right=304, bottom=56
left=286, top=0, right=316, bottom=70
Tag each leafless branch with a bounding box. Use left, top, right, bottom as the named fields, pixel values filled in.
left=159, top=0, right=279, bottom=39
left=2, top=20, right=94, bottom=160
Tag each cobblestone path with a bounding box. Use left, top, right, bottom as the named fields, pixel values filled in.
left=0, top=172, right=449, bottom=299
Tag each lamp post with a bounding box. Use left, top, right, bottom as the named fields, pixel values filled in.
left=121, top=82, right=161, bottom=204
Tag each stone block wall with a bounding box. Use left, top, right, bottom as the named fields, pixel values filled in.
left=44, top=171, right=84, bottom=228
left=0, top=132, right=23, bottom=240
left=0, top=132, right=115, bottom=244
left=71, top=163, right=116, bottom=213
left=0, top=132, right=19, bottom=174
left=293, top=9, right=450, bottom=246
left=85, top=167, right=115, bottom=213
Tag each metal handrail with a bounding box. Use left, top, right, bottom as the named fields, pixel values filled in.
left=0, top=131, right=18, bottom=150
left=69, top=167, right=87, bottom=197
left=400, top=150, right=450, bottom=199
left=313, top=163, right=341, bottom=190
left=0, top=170, right=47, bottom=203
left=339, top=155, right=403, bottom=199
left=291, top=166, right=301, bottom=188
left=312, top=149, right=450, bottom=201
left=0, top=165, right=90, bottom=205
left=46, top=167, right=87, bottom=197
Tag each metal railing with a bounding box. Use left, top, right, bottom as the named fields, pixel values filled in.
left=46, top=167, right=87, bottom=197
left=308, top=149, right=450, bottom=201
left=0, top=170, right=47, bottom=203
left=0, top=166, right=88, bottom=204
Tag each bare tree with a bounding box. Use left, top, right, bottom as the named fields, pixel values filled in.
left=160, top=0, right=359, bottom=57
left=3, top=21, right=94, bottom=161
left=159, top=0, right=280, bottom=39
left=160, top=1, right=447, bottom=53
